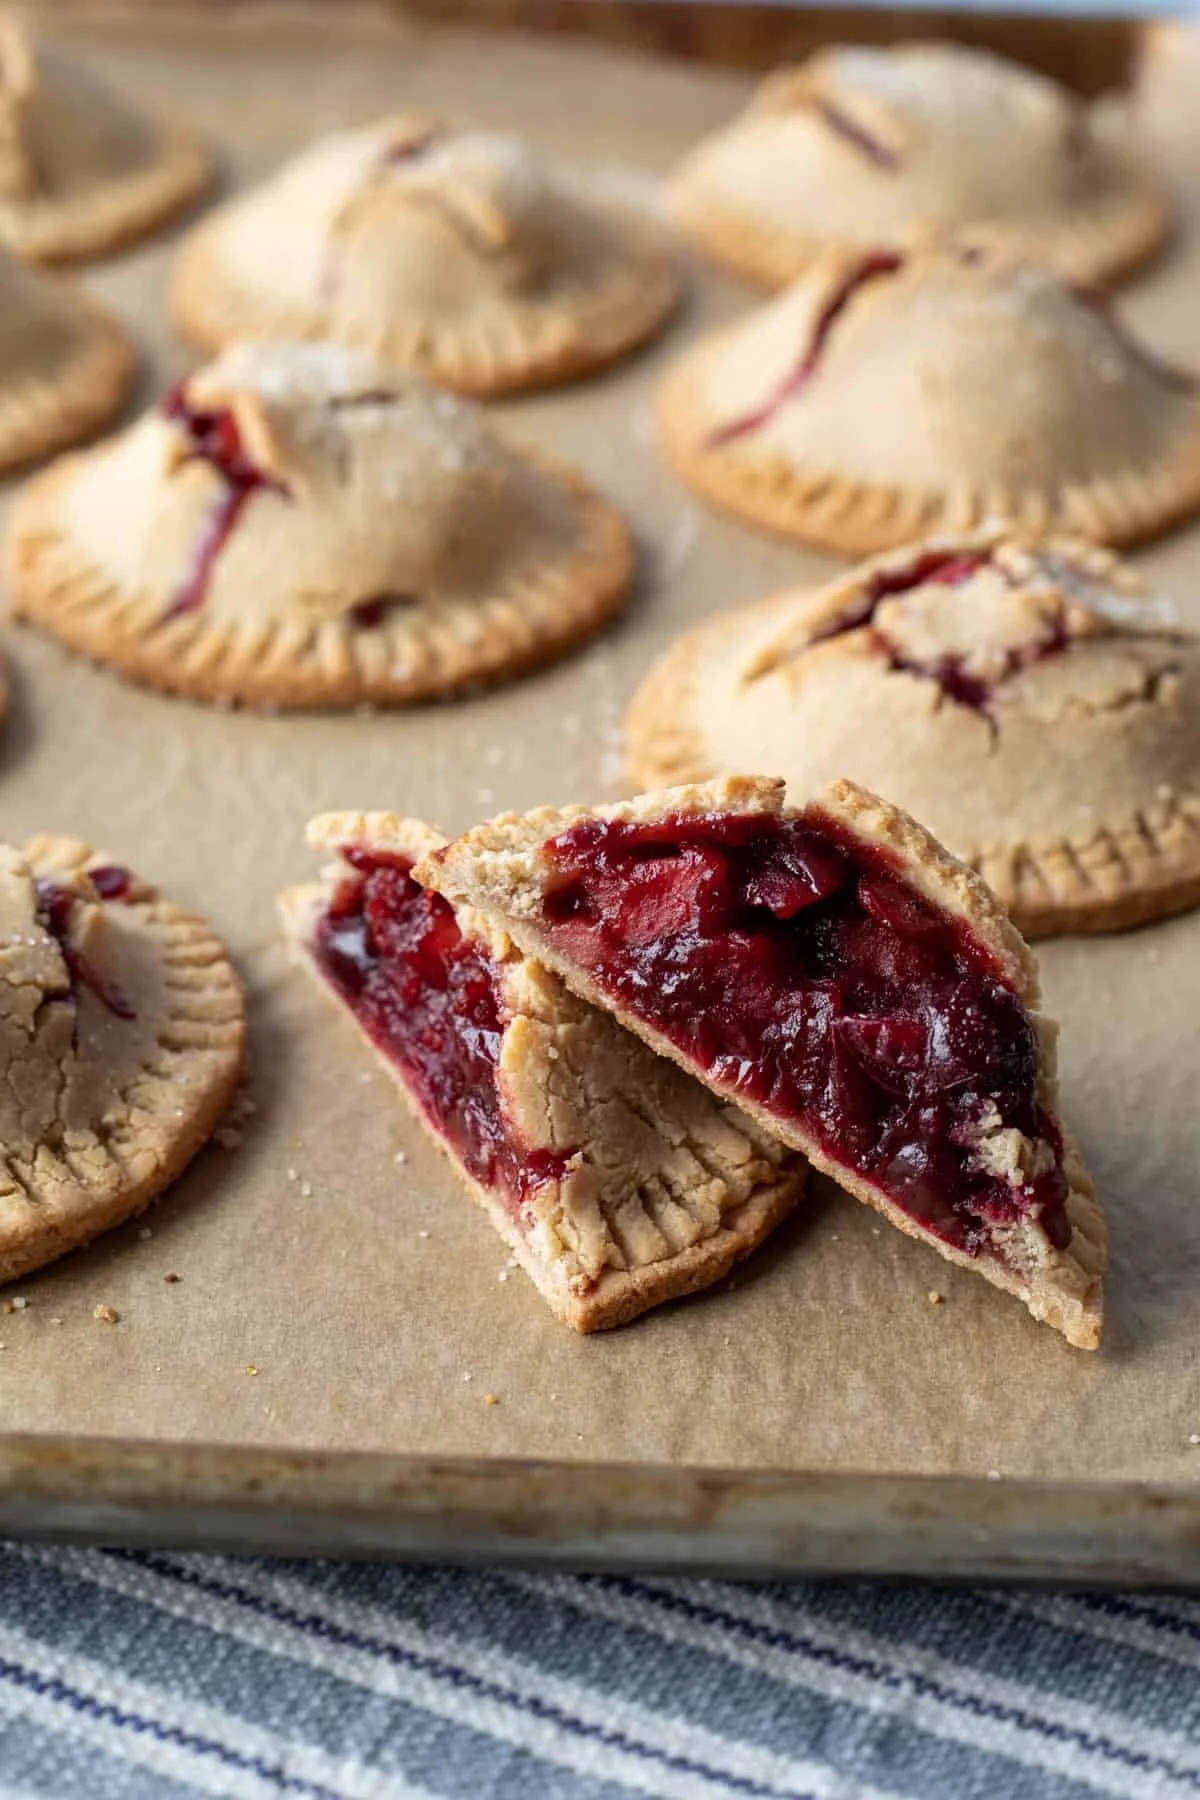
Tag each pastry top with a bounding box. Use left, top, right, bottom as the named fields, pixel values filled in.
left=0, top=835, right=244, bottom=1276
left=188, top=114, right=673, bottom=337
left=284, top=810, right=801, bottom=1309
left=43, top=339, right=596, bottom=628
left=681, top=241, right=1197, bottom=495
left=0, top=12, right=190, bottom=213
left=626, top=530, right=1200, bottom=860
left=670, top=40, right=1164, bottom=282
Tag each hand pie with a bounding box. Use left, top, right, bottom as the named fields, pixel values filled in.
left=6, top=340, right=633, bottom=708
left=670, top=42, right=1167, bottom=291
left=0, top=838, right=244, bottom=1283
left=418, top=777, right=1105, bottom=1349
left=171, top=117, right=680, bottom=394
left=657, top=241, right=1200, bottom=554
left=0, top=10, right=208, bottom=262
left=627, top=530, right=1200, bottom=936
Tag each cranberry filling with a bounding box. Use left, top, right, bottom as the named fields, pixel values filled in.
left=382, top=126, right=439, bottom=168
left=708, top=252, right=903, bottom=447
left=878, top=615, right=1070, bottom=716
left=36, top=879, right=136, bottom=1020
left=538, top=811, right=1070, bottom=1256
left=313, top=851, right=572, bottom=1213
left=161, top=383, right=286, bottom=621
left=87, top=865, right=134, bottom=901
left=811, top=548, right=1069, bottom=718
left=811, top=99, right=899, bottom=170
left=348, top=594, right=419, bottom=631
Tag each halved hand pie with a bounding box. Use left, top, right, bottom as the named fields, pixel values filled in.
left=0, top=837, right=244, bottom=1282
left=418, top=777, right=1105, bottom=1348
left=5, top=340, right=633, bottom=708
left=279, top=814, right=804, bottom=1332
left=0, top=13, right=209, bottom=262
left=0, top=243, right=131, bottom=469
left=171, top=117, right=680, bottom=395
left=658, top=241, right=1200, bottom=554
left=628, top=530, right=1200, bottom=937
left=670, top=41, right=1167, bottom=292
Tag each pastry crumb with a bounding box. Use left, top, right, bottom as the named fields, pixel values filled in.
left=418, top=1229, right=430, bottom=1240
left=393, top=1150, right=407, bottom=1165
left=94, top=1305, right=119, bottom=1324
left=463, top=1371, right=472, bottom=1382
left=300, top=1180, right=313, bottom=1199
left=498, top=1269, right=509, bottom=1283
left=49, top=1317, right=62, bottom=1327
left=5, top=1297, right=28, bottom=1314
left=165, top=1273, right=181, bottom=1285
left=928, top=1290, right=943, bottom=1305
left=287, top=1167, right=298, bottom=1182
left=1188, top=1433, right=1200, bottom=1445
left=245, top=1364, right=259, bottom=1376
left=483, top=1392, right=499, bottom=1406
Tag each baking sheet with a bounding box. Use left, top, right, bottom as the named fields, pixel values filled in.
left=1, top=8, right=1199, bottom=1500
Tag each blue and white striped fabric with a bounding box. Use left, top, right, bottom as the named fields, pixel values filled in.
left=0, top=1550, right=1197, bottom=1798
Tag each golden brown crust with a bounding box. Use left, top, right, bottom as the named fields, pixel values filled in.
left=170, top=123, right=680, bottom=396
left=280, top=810, right=804, bottom=1332
left=656, top=245, right=1200, bottom=556
left=4, top=347, right=635, bottom=710
left=0, top=837, right=245, bottom=1283
left=626, top=530, right=1200, bottom=938
left=417, top=777, right=1104, bottom=1349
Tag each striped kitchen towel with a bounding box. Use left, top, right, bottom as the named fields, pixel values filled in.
left=0, top=1546, right=1196, bottom=1798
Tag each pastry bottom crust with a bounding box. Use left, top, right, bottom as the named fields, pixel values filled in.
left=0, top=127, right=211, bottom=264
left=670, top=167, right=1171, bottom=296
left=280, top=882, right=803, bottom=1332
left=170, top=201, right=682, bottom=398
left=0, top=838, right=245, bottom=1284
left=625, top=610, right=1200, bottom=939
left=5, top=451, right=635, bottom=710
left=0, top=290, right=132, bottom=474
left=657, top=351, right=1200, bottom=557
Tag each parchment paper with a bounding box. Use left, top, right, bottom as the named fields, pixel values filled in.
left=1, top=7, right=1198, bottom=1484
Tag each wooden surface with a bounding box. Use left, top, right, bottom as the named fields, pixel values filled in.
left=26, top=0, right=1142, bottom=92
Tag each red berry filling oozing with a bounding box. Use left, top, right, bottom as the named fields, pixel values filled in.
left=161, top=384, right=286, bottom=622
left=813, top=547, right=1070, bottom=718
left=36, top=870, right=137, bottom=1021
left=811, top=99, right=900, bottom=171
left=538, top=811, right=1070, bottom=1256
left=314, top=851, right=572, bottom=1213
left=707, top=252, right=903, bottom=447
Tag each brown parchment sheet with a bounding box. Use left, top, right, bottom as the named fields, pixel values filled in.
left=1, top=7, right=1199, bottom=1486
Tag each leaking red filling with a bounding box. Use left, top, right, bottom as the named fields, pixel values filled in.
left=814, top=548, right=1069, bottom=717
left=812, top=99, right=899, bottom=170
left=348, top=594, right=419, bottom=631
left=537, top=810, right=1069, bottom=1255
left=707, top=251, right=903, bottom=447
left=313, top=851, right=571, bottom=1212
left=36, top=876, right=136, bottom=1020
left=161, top=383, right=286, bottom=621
